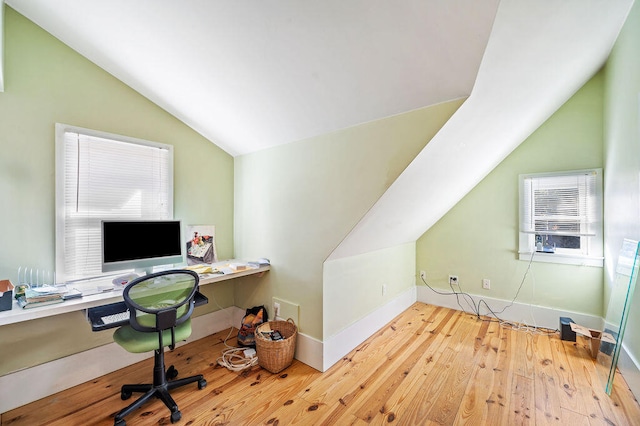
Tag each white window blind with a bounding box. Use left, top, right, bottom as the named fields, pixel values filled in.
left=518, top=169, right=603, bottom=267
left=56, top=124, right=173, bottom=281
left=521, top=172, right=598, bottom=237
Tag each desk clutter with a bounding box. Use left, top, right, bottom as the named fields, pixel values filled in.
left=5, top=266, right=119, bottom=311
left=17, top=286, right=66, bottom=309
left=184, top=258, right=270, bottom=277
left=216, top=303, right=297, bottom=375
left=1, top=260, right=270, bottom=314
left=9, top=267, right=67, bottom=309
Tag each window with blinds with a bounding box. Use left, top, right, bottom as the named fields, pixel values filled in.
left=55, top=124, right=174, bottom=281
left=518, top=169, right=603, bottom=267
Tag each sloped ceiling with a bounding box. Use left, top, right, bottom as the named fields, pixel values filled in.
left=6, top=0, right=499, bottom=156
left=329, top=0, right=635, bottom=260
left=5, top=0, right=635, bottom=260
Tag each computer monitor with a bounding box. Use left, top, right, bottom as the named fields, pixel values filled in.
left=101, top=220, right=184, bottom=275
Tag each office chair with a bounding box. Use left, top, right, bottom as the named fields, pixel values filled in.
left=112, top=270, right=207, bottom=426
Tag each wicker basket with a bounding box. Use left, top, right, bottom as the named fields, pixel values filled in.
left=255, top=319, right=297, bottom=373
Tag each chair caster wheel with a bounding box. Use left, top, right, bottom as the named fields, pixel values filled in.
left=167, top=365, right=178, bottom=380
left=171, top=410, right=182, bottom=423
left=121, top=390, right=132, bottom=400
left=114, top=419, right=126, bottom=426
left=198, top=378, right=207, bottom=389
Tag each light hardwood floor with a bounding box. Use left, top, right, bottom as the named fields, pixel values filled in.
left=2, top=303, right=640, bottom=425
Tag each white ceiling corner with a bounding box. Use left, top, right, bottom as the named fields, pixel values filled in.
left=6, top=0, right=499, bottom=156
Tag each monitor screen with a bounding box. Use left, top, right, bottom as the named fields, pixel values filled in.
left=101, top=220, right=183, bottom=274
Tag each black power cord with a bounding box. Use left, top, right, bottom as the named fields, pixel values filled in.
left=420, top=251, right=557, bottom=334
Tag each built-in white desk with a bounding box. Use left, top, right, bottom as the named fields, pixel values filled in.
left=0, top=261, right=270, bottom=327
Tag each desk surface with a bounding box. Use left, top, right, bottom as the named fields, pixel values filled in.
left=0, top=261, right=269, bottom=327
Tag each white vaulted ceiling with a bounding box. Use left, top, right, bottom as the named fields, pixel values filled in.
left=5, top=0, right=636, bottom=259
left=7, top=0, right=499, bottom=156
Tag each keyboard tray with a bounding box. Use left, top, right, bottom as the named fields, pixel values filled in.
left=88, top=291, right=209, bottom=331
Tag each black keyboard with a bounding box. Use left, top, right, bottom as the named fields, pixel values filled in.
left=88, top=291, right=209, bottom=331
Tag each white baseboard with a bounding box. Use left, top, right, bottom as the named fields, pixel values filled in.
left=618, top=343, right=640, bottom=399
left=294, top=332, right=324, bottom=372
left=416, top=285, right=602, bottom=330
left=4, top=289, right=635, bottom=413
left=0, top=307, right=242, bottom=414
left=320, top=286, right=417, bottom=372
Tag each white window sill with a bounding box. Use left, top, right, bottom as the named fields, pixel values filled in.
left=518, top=251, right=603, bottom=267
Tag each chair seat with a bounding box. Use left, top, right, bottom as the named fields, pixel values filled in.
left=114, top=319, right=192, bottom=353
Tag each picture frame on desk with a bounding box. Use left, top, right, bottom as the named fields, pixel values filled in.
left=186, top=225, right=217, bottom=265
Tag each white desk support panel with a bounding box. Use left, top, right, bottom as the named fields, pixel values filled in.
left=0, top=262, right=270, bottom=327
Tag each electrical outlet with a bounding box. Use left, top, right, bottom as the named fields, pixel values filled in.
left=449, top=275, right=458, bottom=286
left=382, top=284, right=387, bottom=296
left=420, top=270, right=426, bottom=280
left=482, top=278, right=491, bottom=290
left=273, top=302, right=281, bottom=317
left=272, top=297, right=300, bottom=325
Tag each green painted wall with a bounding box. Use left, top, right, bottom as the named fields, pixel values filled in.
left=234, top=99, right=464, bottom=340
left=416, top=70, right=605, bottom=318
left=323, top=242, right=416, bottom=338
left=603, top=0, right=640, bottom=381
left=0, top=7, right=234, bottom=375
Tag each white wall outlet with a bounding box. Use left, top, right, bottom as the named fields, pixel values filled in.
left=382, top=284, right=387, bottom=296
left=420, top=270, right=426, bottom=280
left=482, top=278, right=491, bottom=290
left=449, top=275, right=458, bottom=286
left=272, top=297, right=300, bottom=324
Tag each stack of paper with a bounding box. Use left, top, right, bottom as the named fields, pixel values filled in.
left=17, top=286, right=65, bottom=309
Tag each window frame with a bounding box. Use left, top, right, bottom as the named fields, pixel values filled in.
left=55, top=123, right=174, bottom=282
left=518, top=168, right=603, bottom=267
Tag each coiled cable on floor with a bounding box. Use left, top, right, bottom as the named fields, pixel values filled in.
left=217, top=346, right=259, bottom=372
left=209, top=285, right=260, bottom=371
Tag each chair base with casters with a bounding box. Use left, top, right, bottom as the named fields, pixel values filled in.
left=112, top=270, right=208, bottom=426
left=113, top=343, right=207, bottom=426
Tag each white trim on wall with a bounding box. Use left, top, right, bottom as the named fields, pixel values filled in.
left=321, top=286, right=417, bottom=371
left=0, top=289, right=417, bottom=412
left=4, top=285, right=635, bottom=413
left=618, top=344, right=640, bottom=400
left=0, top=307, right=242, bottom=413
left=416, top=285, right=603, bottom=330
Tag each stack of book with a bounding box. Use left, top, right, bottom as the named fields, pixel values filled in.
left=248, top=258, right=270, bottom=268
left=17, top=286, right=65, bottom=309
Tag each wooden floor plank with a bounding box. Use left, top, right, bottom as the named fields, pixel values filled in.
left=302, top=304, right=448, bottom=424
left=550, top=334, right=588, bottom=416
left=455, top=321, right=512, bottom=425
left=509, top=373, right=535, bottom=425
left=366, top=309, right=468, bottom=425
left=302, top=303, right=442, bottom=406
left=563, top=335, right=630, bottom=425
left=191, top=361, right=321, bottom=425
left=359, top=308, right=466, bottom=424
left=534, top=333, right=565, bottom=424
left=351, top=308, right=460, bottom=422
left=560, top=407, right=591, bottom=425
left=2, top=303, right=639, bottom=426
left=513, top=326, right=536, bottom=379
left=427, top=314, right=491, bottom=425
